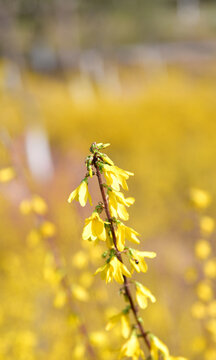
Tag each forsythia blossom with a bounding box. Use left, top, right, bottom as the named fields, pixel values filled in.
left=95, top=256, right=131, bottom=284
left=150, top=334, right=187, bottom=360
left=82, top=211, right=106, bottom=241
left=116, top=222, right=140, bottom=251
left=0, top=166, right=15, bottom=182
left=68, top=179, right=92, bottom=207
left=20, top=195, right=48, bottom=215
left=109, top=190, right=135, bottom=221
left=135, top=282, right=156, bottom=309
left=150, top=334, right=169, bottom=360
left=119, top=332, right=145, bottom=360
left=190, top=188, right=211, bottom=209
left=106, top=311, right=130, bottom=338
left=103, top=164, right=134, bottom=191
left=130, top=249, right=156, bottom=273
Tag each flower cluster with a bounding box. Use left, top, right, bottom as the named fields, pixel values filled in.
left=68, top=142, right=187, bottom=360
left=185, top=188, right=216, bottom=359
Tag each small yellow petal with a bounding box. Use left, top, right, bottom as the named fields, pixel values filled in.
left=121, top=315, right=131, bottom=339
left=68, top=180, right=92, bottom=207
left=82, top=220, right=94, bottom=241
left=136, top=283, right=156, bottom=309
left=68, top=188, right=78, bottom=203
left=78, top=181, right=88, bottom=207
left=117, top=203, right=129, bottom=221
left=105, top=313, right=121, bottom=331
left=92, top=215, right=106, bottom=241
left=150, top=334, right=169, bottom=358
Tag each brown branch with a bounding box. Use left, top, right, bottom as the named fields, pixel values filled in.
left=93, top=155, right=151, bottom=351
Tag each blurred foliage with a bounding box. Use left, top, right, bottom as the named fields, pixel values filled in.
left=2, top=0, right=216, bottom=64
left=0, top=59, right=216, bottom=359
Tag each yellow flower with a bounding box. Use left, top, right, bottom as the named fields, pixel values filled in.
left=90, top=331, right=108, bottom=347
left=130, top=249, right=156, bottom=273
left=119, top=332, right=145, bottom=360
left=191, top=302, right=206, bottom=319
left=73, top=342, right=85, bottom=358
left=82, top=212, right=106, bottom=241
left=19, top=199, right=32, bottom=215
left=68, top=180, right=92, bottom=207
left=95, top=256, right=131, bottom=284
left=103, top=164, right=134, bottom=191
left=31, top=195, right=47, bottom=215
left=113, top=191, right=135, bottom=207
left=106, top=229, right=114, bottom=248
left=106, top=311, right=130, bottom=338
left=0, top=167, right=15, bottom=182
left=71, top=284, right=89, bottom=302
left=195, top=239, right=211, bottom=260
left=135, top=282, right=156, bottom=309
left=150, top=334, right=169, bottom=360
left=109, top=190, right=135, bottom=221
left=120, top=314, right=131, bottom=339
left=40, top=221, right=56, bottom=238
left=72, top=251, right=88, bottom=269
left=196, top=280, right=213, bottom=302
left=116, top=223, right=140, bottom=251
left=190, top=188, right=211, bottom=209
left=20, top=195, right=47, bottom=215
left=203, top=258, right=216, bottom=278
left=200, top=216, right=215, bottom=235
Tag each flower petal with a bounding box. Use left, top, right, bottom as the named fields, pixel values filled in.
left=79, top=182, right=88, bottom=207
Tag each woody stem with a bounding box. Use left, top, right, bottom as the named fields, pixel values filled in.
left=93, top=156, right=151, bottom=351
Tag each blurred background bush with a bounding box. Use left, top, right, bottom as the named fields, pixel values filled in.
left=0, top=1, right=216, bottom=359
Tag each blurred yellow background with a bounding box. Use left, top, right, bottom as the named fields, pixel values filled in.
left=0, top=1, right=216, bottom=359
